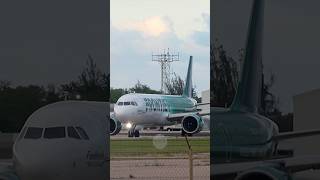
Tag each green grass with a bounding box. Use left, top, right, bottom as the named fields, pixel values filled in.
left=110, top=137, right=209, bottom=157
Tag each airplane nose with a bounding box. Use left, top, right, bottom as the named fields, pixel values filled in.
left=14, top=153, right=48, bottom=180
left=114, top=105, right=137, bottom=122
left=13, top=142, right=67, bottom=180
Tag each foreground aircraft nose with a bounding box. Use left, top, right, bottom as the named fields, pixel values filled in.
left=14, top=150, right=53, bottom=180
left=114, top=105, right=138, bottom=122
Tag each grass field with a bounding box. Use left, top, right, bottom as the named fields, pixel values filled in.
left=110, top=137, right=209, bottom=157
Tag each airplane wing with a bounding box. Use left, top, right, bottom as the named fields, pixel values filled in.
left=212, top=156, right=320, bottom=179
left=273, top=129, right=320, bottom=141
left=167, top=112, right=210, bottom=122
left=196, top=102, right=210, bottom=106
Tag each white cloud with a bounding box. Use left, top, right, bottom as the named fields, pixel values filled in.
left=116, top=16, right=173, bottom=37
left=111, top=15, right=209, bottom=92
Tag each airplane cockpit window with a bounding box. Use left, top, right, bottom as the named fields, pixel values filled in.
left=44, top=127, right=66, bottom=139
left=24, top=127, right=43, bottom=139
left=124, top=102, right=130, bottom=105
left=67, top=126, right=81, bottom=139
left=131, top=101, right=138, bottom=106
left=18, top=127, right=27, bottom=141
left=76, top=127, right=89, bottom=140
left=118, top=102, right=123, bottom=106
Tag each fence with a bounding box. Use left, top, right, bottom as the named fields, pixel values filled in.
left=110, top=135, right=210, bottom=180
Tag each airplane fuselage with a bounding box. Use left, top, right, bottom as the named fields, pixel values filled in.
left=13, top=101, right=109, bottom=180
left=211, top=107, right=279, bottom=162
left=114, top=93, right=198, bottom=127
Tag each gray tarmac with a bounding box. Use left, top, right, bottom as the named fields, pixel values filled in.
left=111, top=130, right=210, bottom=140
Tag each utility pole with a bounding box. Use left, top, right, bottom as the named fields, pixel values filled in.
left=152, top=48, right=179, bottom=94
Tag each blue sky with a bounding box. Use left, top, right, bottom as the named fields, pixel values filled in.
left=110, top=0, right=210, bottom=95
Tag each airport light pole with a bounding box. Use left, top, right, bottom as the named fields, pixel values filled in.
left=152, top=48, right=179, bottom=94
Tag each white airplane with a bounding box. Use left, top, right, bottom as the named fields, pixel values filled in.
left=0, top=101, right=109, bottom=180
left=110, top=56, right=210, bottom=137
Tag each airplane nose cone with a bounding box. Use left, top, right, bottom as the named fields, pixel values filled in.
left=114, top=106, right=137, bottom=122
left=13, top=142, right=70, bottom=180
left=14, top=152, right=49, bottom=180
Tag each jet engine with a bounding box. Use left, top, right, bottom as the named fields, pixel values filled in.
left=181, top=114, right=204, bottom=134
left=110, top=117, right=121, bottom=135
left=235, top=165, right=291, bottom=180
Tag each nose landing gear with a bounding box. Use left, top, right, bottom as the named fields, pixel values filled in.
left=128, top=125, right=140, bottom=137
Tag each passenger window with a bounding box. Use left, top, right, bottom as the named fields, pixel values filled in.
left=76, top=127, right=89, bottom=140
left=24, top=127, right=43, bottom=139
left=67, top=127, right=81, bottom=139
left=118, top=102, right=123, bottom=106
left=124, top=102, right=130, bottom=105
left=44, top=127, right=65, bottom=139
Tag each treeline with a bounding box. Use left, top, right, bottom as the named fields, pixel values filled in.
left=110, top=81, right=161, bottom=103
left=110, top=74, right=200, bottom=104
left=0, top=55, right=109, bottom=132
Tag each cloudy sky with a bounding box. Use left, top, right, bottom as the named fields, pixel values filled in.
left=214, top=0, right=320, bottom=113
left=0, top=0, right=108, bottom=86
left=111, top=0, right=210, bottom=94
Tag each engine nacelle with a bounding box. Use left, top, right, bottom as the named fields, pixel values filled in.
left=181, top=114, right=204, bottom=134
left=235, top=165, right=291, bottom=180
left=110, top=117, right=121, bottom=135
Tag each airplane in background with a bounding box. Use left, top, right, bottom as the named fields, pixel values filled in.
left=1, top=101, right=109, bottom=180
left=211, top=0, right=320, bottom=179
left=110, top=56, right=210, bottom=137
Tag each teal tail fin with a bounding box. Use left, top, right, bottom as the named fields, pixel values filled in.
left=230, top=0, right=264, bottom=113
left=182, top=56, right=193, bottom=98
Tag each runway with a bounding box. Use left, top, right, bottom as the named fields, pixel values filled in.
left=111, top=130, right=210, bottom=140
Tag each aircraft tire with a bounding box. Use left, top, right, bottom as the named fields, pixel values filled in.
left=134, top=130, right=140, bottom=137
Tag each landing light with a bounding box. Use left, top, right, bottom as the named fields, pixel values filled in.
left=126, top=122, right=132, bottom=129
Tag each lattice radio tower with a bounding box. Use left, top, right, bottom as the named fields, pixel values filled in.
left=152, top=48, right=179, bottom=94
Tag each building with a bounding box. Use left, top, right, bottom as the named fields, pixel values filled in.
left=290, top=89, right=320, bottom=155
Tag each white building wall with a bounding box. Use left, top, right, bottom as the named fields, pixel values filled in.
left=289, top=89, right=320, bottom=155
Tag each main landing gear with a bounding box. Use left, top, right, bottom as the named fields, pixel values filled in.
left=128, top=125, right=140, bottom=137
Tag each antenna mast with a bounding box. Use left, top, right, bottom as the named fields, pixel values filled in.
left=152, top=48, right=179, bottom=94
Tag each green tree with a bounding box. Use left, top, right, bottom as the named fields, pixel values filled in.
left=211, top=39, right=282, bottom=123
left=165, top=73, right=184, bottom=95
left=61, top=54, right=109, bottom=101
left=110, top=88, right=128, bottom=103
left=211, top=39, right=239, bottom=107
left=164, top=73, right=200, bottom=102
left=129, top=81, right=161, bottom=94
